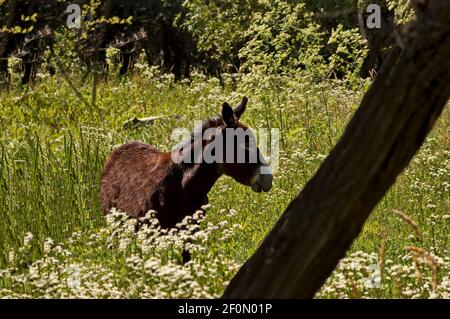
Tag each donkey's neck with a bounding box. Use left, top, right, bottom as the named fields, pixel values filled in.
left=176, top=126, right=224, bottom=209
left=180, top=161, right=222, bottom=205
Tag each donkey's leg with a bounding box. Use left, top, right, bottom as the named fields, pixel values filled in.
left=182, top=249, right=191, bottom=264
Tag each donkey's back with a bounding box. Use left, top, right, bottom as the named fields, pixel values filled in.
left=101, top=141, right=176, bottom=221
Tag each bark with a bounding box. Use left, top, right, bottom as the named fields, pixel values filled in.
left=223, top=0, right=450, bottom=299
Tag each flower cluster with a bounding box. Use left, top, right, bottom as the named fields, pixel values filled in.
left=0, top=208, right=240, bottom=298
left=317, top=250, right=450, bottom=299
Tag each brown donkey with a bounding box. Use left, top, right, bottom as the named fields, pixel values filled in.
left=101, top=97, right=273, bottom=229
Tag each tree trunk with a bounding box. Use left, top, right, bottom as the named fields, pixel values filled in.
left=223, top=0, right=450, bottom=299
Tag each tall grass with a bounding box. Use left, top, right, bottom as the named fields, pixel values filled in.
left=0, top=129, right=109, bottom=265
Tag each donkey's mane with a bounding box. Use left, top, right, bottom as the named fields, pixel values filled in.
left=188, top=115, right=224, bottom=143
left=173, top=115, right=224, bottom=159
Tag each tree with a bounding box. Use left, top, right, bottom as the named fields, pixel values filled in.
left=222, top=0, right=450, bottom=298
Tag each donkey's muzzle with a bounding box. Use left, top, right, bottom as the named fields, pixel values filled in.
left=251, top=168, right=273, bottom=193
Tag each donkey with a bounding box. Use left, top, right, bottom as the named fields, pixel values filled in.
left=100, top=97, right=273, bottom=230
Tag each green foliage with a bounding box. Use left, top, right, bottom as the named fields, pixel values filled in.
left=182, top=0, right=371, bottom=83
left=53, top=27, right=80, bottom=72
left=181, top=0, right=258, bottom=70
left=387, top=0, right=415, bottom=24
left=326, top=25, right=369, bottom=89
left=2, top=0, right=390, bottom=83
left=183, top=0, right=326, bottom=75
left=238, top=1, right=324, bottom=75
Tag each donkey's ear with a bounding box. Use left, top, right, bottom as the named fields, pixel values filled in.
left=222, top=102, right=235, bottom=127
left=234, top=96, right=248, bottom=119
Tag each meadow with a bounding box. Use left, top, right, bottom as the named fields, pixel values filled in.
left=0, top=67, right=448, bottom=298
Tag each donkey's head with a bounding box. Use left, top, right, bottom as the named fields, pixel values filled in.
left=207, top=97, right=273, bottom=193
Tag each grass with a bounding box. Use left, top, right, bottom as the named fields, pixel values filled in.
left=0, top=68, right=448, bottom=298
